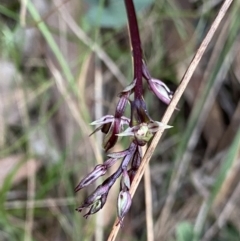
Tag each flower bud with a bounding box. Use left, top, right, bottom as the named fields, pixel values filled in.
left=76, top=167, right=123, bottom=216
left=117, top=190, right=132, bottom=226
left=74, top=164, right=108, bottom=192
left=147, top=78, right=173, bottom=105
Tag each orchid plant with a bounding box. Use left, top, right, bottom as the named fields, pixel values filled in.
left=75, top=0, right=173, bottom=225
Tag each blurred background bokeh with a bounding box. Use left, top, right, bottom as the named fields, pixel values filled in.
left=0, top=0, right=240, bottom=240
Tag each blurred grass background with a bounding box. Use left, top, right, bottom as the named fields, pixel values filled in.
left=0, top=0, right=240, bottom=241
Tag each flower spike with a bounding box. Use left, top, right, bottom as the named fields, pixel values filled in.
left=76, top=0, right=176, bottom=227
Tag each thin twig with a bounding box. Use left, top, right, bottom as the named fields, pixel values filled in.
left=20, top=0, right=27, bottom=26
left=144, top=164, right=154, bottom=241
left=107, top=0, right=233, bottom=240
left=94, top=56, right=104, bottom=241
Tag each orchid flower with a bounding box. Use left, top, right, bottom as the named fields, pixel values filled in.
left=90, top=115, right=130, bottom=151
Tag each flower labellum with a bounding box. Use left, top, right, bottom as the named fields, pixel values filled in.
left=83, top=193, right=108, bottom=219
left=76, top=185, right=109, bottom=213
left=118, top=122, right=172, bottom=146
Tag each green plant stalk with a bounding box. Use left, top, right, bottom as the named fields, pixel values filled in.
left=0, top=4, right=18, bottom=20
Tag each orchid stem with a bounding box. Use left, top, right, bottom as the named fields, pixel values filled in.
left=124, top=0, right=143, bottom=100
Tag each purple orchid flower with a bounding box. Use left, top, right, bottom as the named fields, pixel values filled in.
left=90, top=115, right=130, bottom=151
left=76, top=166, right=123, bottom=218
left=142, top=61, right=173, bottom=105
left=74, top=157, right=119, bottom=192
left=147, top=78, right=173, bottom=105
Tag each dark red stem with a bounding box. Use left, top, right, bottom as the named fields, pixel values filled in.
left=124, top=0, right=143, bottom=99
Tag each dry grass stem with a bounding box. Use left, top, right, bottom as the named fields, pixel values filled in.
left=144, top=164, right=154, bottom=241
left=20, top=0, right=27, bottom=26
left=94, top=57, right=104, bottom=241
left=107, top=0, right=233, bottom=240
